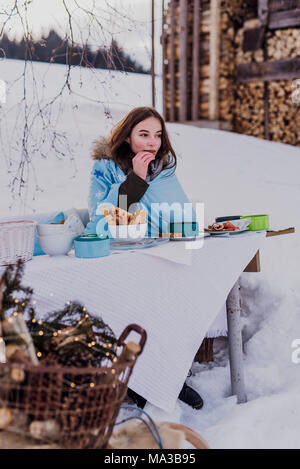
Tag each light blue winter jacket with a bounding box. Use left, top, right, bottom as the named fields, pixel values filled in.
left=84, top=137, right=195, bottom=238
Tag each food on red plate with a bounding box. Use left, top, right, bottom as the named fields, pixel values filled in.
left=223, top=221, right=239, bottom=231
left=206, top=221, right=239, bottom=232
left=208, top=222, right=224, bottom=231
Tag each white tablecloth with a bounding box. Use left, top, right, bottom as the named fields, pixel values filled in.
left=18, top=231, right=265, bottom=413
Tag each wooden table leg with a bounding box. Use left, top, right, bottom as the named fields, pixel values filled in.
left=244, top=250, right=260, bottom=273
left=226, top=279, right=247, bottom=404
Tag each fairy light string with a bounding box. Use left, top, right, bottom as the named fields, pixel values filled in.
left=2, top=298, right=120, bottom=390
left=0, top=260, right=139, bottom=446
left=0, top=260, right=118, bottom=371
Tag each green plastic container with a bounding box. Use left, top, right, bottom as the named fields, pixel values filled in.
left=241, top=214, right=269, bottom=231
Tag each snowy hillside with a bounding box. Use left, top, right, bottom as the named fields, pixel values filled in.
left=1, top=59, right=300, bottom=448
left=0, top=59, right=162, bottom=215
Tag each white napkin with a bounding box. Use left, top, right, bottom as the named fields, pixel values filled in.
left=63, top=213, right=85, bottom=236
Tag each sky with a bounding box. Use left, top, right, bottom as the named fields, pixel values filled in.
left=1, top=0, right=164, bottom=73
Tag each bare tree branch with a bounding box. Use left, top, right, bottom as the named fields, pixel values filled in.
left=0, top=0, right=151, bottom=211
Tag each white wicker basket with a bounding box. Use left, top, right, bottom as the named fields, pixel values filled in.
left=0, top=220, right=36, bottom=266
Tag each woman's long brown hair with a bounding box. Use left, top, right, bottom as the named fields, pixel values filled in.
left=108, top=106, right=177, bottom=176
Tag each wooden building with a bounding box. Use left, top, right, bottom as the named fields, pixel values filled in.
left=162, top=0, right=300, bottom=146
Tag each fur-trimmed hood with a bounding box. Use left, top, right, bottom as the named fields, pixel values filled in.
left=92, top=137, right=112, bottom=161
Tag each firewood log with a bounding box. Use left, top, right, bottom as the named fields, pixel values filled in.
left=0, top=408, right=12, bottom=430
left=2, top=314, right=38, bottom=365
left=29, top=419, right=61, bottom=441
left=101, top=342, right=141, bottom=385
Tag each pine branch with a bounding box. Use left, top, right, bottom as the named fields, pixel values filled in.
left=0, top=259, right=35, bottom=318
left=1, top=263, right=117, bottom=368
left=27, top=301, right=117, bottom=367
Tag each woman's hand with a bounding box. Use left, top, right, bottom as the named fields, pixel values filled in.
left=132, top=151, right=155, bottom=181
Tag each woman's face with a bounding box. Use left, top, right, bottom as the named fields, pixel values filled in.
left=126, top=117, right=162, bottom=155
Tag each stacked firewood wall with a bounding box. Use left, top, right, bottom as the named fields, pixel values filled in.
left=234, top=19, right=265, bottom=138
left=216, top=11, right=235, bottom=126
left=235, top=21, right=300, bottom=145
left=267, top=28, right=300, bottom=145
left=163, top=0, right=209, bottom=121
left=163, top=0, right=256, bottom=124
left=163, top=0, right=300, bottom=146
left=195, top=7, right=236, bottom=124
left=163, top=0, right=246, bottom=122
left=163, top=0, right=178, bottom=121
left=204, top=1, right=256, bottom=123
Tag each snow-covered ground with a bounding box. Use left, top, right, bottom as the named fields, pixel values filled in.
left=1, top=59, right=300, bottom=449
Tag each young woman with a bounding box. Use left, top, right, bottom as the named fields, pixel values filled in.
left=84, top=106, right=203, bottom=410
left=84, top=106, right=196, bottom=238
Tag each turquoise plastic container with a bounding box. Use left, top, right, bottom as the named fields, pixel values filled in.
left=74, top=235, right=110, bottom=258
left=169, top=222, right=199, bottom=237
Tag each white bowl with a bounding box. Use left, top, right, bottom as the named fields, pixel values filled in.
left=38, top=232, right=74, bottom=256
left=37, top=223, right=65, bottom=236
left=108, top=223, right=148, bottom=242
